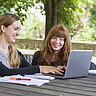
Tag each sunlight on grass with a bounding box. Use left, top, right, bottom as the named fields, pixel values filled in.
left=17, top=49, right=38, bottom=55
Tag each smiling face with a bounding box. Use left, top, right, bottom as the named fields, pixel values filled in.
left=3, top=20, right=21, bottom=43
left=50, top=36, right=64, bottom=51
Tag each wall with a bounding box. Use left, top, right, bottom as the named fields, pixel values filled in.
left=15, top=39, right=43, bottom=50
left=72, top=41, right=96, bottom=56
left=15, top=39, right=96, bottom=56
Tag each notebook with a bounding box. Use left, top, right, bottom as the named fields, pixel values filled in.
left=44, top=50, right=93, bottom=79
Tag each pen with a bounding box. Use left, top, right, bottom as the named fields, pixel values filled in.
left=9, top=77, right=32, bottom=81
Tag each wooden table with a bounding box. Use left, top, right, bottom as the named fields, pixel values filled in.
left=0, top=74, right=96, bottom=96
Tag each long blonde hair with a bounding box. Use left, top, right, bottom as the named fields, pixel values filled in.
left=0, top=13, right=21, bottom=68
left=39, top=24, right=71, bottom=66
left=8, top=44, right=20, bottom=68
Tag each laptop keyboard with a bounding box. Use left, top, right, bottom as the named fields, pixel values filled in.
left=43, top=72, right=65, bottom=78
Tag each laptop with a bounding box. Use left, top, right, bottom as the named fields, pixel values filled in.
left=44, top=50, right=93, bottom=79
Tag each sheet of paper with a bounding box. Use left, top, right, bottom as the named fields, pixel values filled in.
left=88, top=70, right=96, bottom=74
left=0, top=75, right=50, bottom=86
left=25, top=73, right=55, bottom=80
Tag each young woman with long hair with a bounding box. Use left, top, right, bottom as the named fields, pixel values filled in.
left=0, top=13, right=63, bottom=76
left=32, top=24, right=71, bottom=69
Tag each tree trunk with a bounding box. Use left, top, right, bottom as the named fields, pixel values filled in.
left=45, top=0, right=63, bottom=38
left=45, top=0, right=52, bottom=38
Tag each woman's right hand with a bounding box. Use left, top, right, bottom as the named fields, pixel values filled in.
left=40, top=66, right=64, bottom=75
left=57, top=65, right=66, bottom=70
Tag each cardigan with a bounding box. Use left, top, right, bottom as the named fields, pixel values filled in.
left=31, top=51, right=58, bottom=66
left=0, top=51, right=40, bottom=76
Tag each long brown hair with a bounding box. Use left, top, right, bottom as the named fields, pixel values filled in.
left=38, top=24, right=71, bottom=66
left=0, top=13, right=21, bottom=68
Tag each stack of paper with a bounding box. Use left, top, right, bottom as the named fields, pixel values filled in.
left=0, top=73, right=55, bottom=86
left=25, top=73, right=55, bottom=80
left=88, top=70, right=96, bottom=74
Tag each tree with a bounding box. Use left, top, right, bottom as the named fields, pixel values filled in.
left=44, top=0, right=62, bottom=38
left=72, top=0, right=96, bottom=41
left=0, top=0, right=89, bottom=38
left=20, top=13, right=45, bottom=39
left=35, top=0, right=89, bottom=38
left=0, top=0, right=35, bottom=24
left=89, top=0, right=96, bottom=28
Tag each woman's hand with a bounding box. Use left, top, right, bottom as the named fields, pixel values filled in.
left=56, top=65, right=66, bottom=75
left=40, top=66, right=64, bottom=75
left=57, top=65, right=66, bottom=70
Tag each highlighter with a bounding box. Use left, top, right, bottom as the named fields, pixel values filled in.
left=9, top=77, right=32, bottom=81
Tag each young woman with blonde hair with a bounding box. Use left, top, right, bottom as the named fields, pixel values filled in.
left=0, top=13, right=63, bottom=76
